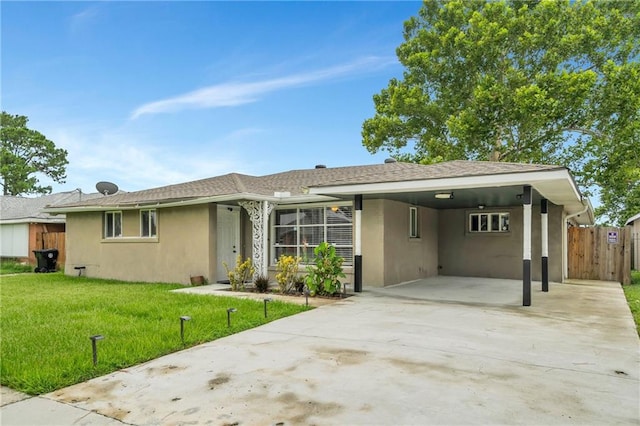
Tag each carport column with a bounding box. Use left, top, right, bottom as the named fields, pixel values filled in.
left=354, top=194, right=363, bottom=292
left=541, top=198, right=549, bottom=292
left=523, top=185, right=532, bottom=306
left=239, top=200, right=276, bottom=279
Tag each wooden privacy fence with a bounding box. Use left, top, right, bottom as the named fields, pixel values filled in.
left=568, top=226, right=631, bottom=285
left=36, top=232, right=66, bottom=266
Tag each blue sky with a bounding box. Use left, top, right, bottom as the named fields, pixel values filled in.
left=2, top=1, right=423, bottom=194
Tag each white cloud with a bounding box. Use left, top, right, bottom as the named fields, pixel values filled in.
left=130, top=56, right=396, bottom=119
left=69, top=5, right=101, bottom=34
left=44, top=126, right=255, bottom=193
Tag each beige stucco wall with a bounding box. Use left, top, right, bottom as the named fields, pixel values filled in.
left=438, top=204, right=564, bottom=282
left=361, top=199, right=439, bottom=287
left=65, top=204, right=216, bottom=284
left=361, top=199, right=385, bottom=286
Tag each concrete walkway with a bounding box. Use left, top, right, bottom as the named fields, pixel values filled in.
left=1, top=278, right=638, bottom=425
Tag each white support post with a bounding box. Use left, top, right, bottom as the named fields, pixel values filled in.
left=523, top=185, right=532, bottom=307
left=354, top=195, right=362, bottom=292
left=262, top=200, right=270, bottom=278
left=541, top=198, right=549, bottom=292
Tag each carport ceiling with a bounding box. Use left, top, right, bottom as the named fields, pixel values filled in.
left=362, top=186, right=543, bottom=209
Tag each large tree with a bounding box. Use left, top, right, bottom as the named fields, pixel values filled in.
left=1, top=112, right=69, bottom=196
left=362, top=0, right=639, bottom=225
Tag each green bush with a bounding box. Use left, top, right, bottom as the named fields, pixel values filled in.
left=304, top=242, right=346, bottom=296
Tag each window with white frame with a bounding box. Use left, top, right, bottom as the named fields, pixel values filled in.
left=469, top=212, right=510, bottom=233
left=104, top=211, right=122, bottom=238
left=141, top=209, right=157, bottom=237
left=272, top=205, right=353, bottom=265
left=409, top=206, right=420, bottom=238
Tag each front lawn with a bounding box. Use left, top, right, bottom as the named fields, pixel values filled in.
left=623, top=270, right=640, bottom=336
left=0, top=259, right=33, bottom=274
left=0, top=273, right=309, bottom=395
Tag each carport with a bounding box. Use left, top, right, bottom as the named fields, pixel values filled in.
left=310, top=162, right=594, bottom=306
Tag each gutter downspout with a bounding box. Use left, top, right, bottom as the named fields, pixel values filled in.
left=563, top=199, right=590, bottom=281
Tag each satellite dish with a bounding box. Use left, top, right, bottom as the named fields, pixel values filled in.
left=96, top=181, right=119, bottom=196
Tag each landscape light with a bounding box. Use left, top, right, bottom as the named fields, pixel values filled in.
left=263, top=298, right=272, bottom=318
left=89, top=334, right=104, bottom=366
left=303, top=286, right=310, bottom=306
left=180, top=316, right=191, bottom=344
left=227, top=308, right=237, bottom=327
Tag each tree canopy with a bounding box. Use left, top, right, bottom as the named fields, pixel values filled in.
left=1, top=112, right=69, bottom=196
left=362, top=0, right=639, bottom=225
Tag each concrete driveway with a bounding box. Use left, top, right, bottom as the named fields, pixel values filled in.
left=2, top=278, right=639, bottom=425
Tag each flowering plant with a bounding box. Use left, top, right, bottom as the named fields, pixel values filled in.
left=275, top=254, right=301, bottom=293
left=223, top=255, right=255, bottom=291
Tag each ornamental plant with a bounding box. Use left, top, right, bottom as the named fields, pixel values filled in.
left=304, top=242, right=345, bottom=296
left=275, top=254, right=301, bottom=294
left=223, top=255, right=255, bottom=291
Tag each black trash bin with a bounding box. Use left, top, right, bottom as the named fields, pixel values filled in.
left=33, top=249, right=59, bottom=273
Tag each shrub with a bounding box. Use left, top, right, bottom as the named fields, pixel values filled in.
left=304, top=242, right=346, bottom=296
left=223, top=255, right=255, bottom=291
left=275, top=255, right=301, bottom=294
left=294, top=275, right=306, bottom=293
left=254, top=274, right=270, bottom=293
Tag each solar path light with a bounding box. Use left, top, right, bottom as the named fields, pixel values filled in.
left=303, top=285, right=310, bottom=306
left=227, top=308, right=237, bottom=327
left=89, top=334, right=104, bottom=366
left=263, top=298, right=272, bottom=318
left=180, top=316, right=191, bottom=344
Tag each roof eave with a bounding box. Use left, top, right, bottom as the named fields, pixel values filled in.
left=309, top=168, right=593, bottom=224
left=42, top=192, right=337, bottom=213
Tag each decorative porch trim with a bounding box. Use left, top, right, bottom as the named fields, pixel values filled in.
left=239, top=200, right=276, bottom=277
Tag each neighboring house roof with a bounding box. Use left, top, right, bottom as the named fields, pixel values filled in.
left=0, top=190, right=102, bottom=224
left=626, top=213, right=640, bottom=226
left=43, top=160, right=592, bottom=224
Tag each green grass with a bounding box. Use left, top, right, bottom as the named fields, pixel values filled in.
left=0, top=259, right=33, bottom=274
left=0, top=273, right=310, bottom=395
left=623, top=270, right=640, bottom=336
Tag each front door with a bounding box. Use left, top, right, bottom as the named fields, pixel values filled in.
left=217, top=205, right=241, bottom=282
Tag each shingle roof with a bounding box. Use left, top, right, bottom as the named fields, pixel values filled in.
left=47, top=160, right=564, bottom=210
left=0, top=191, right=103, bottom=222
left=626, top=212, right=640, bottom=225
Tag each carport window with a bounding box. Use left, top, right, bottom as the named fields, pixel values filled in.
left=104, top=211, right=122, bottom=238
left=140, top=209, right=157, bottom=237
left=469, top=212, right=509, bottom=233
left=409, top=207, right=420, bottom=238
